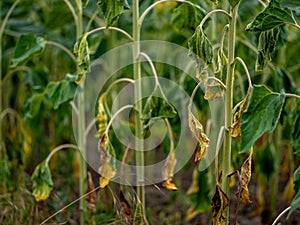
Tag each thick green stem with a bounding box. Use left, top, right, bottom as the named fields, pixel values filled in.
left=133, top=0, right=147, bottom=223
left=222, top=4, right=238, bottom=221
left=74, top=1, right=87, bottom=224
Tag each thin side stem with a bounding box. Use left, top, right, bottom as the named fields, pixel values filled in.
left=84, top=118, right=96, bottom=137
left=165, top=119, right=174, bottom=151
left=271, top=206, right=291, bottom=225
left=104, top=105, right=134, bottom=136
left=1, top=66, right=30, bottom=88
left=63, top=0, right=78, bottom=25
left=46, top=144, right=78, bottom=165
left=233, top=57, right=253, bottom=88
left=188, top=81, right=202, bottom=113
left=86, top=27, right=133, bottom=41
left=84, top=9, right=101, bottom=33
left=208, top=77, right=227, bottom=89
left=46, top=41, right=77, bottom=64
left=105, top=78, right=135, bottom=94
left=198, top=9, right=231, bottom=29
left=139, top=52, right=166, bottom=97
left=139, top=0, right=215, bottom=27
left=286, top=93, right=300, bottom=99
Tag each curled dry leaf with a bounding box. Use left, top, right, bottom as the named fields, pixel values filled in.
left=162, top=178, right=178, bottom=191
left=196, top=64, right=209, bottom=83
left=162, top=147, right=177, bottom=191
left=229, top=87, right=252, bottom=137
left=98, top=139, right=116, bottom=188
left=204, top=79, right=224, bottom=100
left=120, top=189, right=132, bottom=223
left=237, top=147, right=253, bottom=204
left=212, top=184, right=230, bottom=225
left=87, top=172, right=96, bottom=212
left=97, top=93, right=108, bottom=139
left=188, top=113, right=209, bottom=162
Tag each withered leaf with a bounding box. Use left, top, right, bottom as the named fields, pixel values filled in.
left=162, top=178, right=178, bottom=191
left=229, top=87, right=252, bottom=137
left=204, top=79, right=224, bottom=100
left=188, top=113, right=209, bottom=162
left=98, top=139, right=116, bottom=188
left=237, top=147, right=253, bottom=204
left=212, top=184, right=230, bottom=225
left=120, top=189, right=132, bottom=223
left=162, top=147, right=177, bottom=191
left=196, top=64, right=209, bottom=83
left=87, top=172, right=96, bottom=212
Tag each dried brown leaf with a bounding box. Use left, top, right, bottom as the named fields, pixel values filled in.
left=87, top=172, right=96, bottom=212
left=282, top=177, right=295, bottom=204
left=98, top=140, right=116, bottom=188
left=204, top=79, right=224, bottom=100
left=229, top=87, right=252, bottom=137
left=212, top=184, right=229, bottom=225
left=120, top=189, right=132, bottom=223
left=162, top=148, right=177, bottom=191
left=196, top=65, right=208, bottom=83
left=188, top=113, right=209, bottom=162
left=237, top=147, right=253, bottom=204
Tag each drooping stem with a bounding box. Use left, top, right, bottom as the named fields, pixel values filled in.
left=222, top=4, right=239, bottom=221
left=133, top=0, right=148, bottom=223
left=271, top=206, right=291, bottom=225
left=46, top=41, right=77, bottom=63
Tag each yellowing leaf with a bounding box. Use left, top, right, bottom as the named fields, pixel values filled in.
left=212, top=184, right=229, bottom=225
left=162, top=178, right=178, bottom=191
left=282, top=176, right=295, bottom=204
left=229, top=87, right=252, bottom=137
left=237, top=147, right=253, bottom=204
left=73, top=151, right=80, bottom=179
left=188, top=113, right=209, bottom=162
left=196, top=65, right=209, bottom=84
left=31, top=161, right=53, bottom=201
left=97, top=93, right=108, bottom=138
left=99, top=161, right=116, bottom=188
left=155, top=0, right=177, bottom=10
left=98, top=139, right=116, bottom=188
